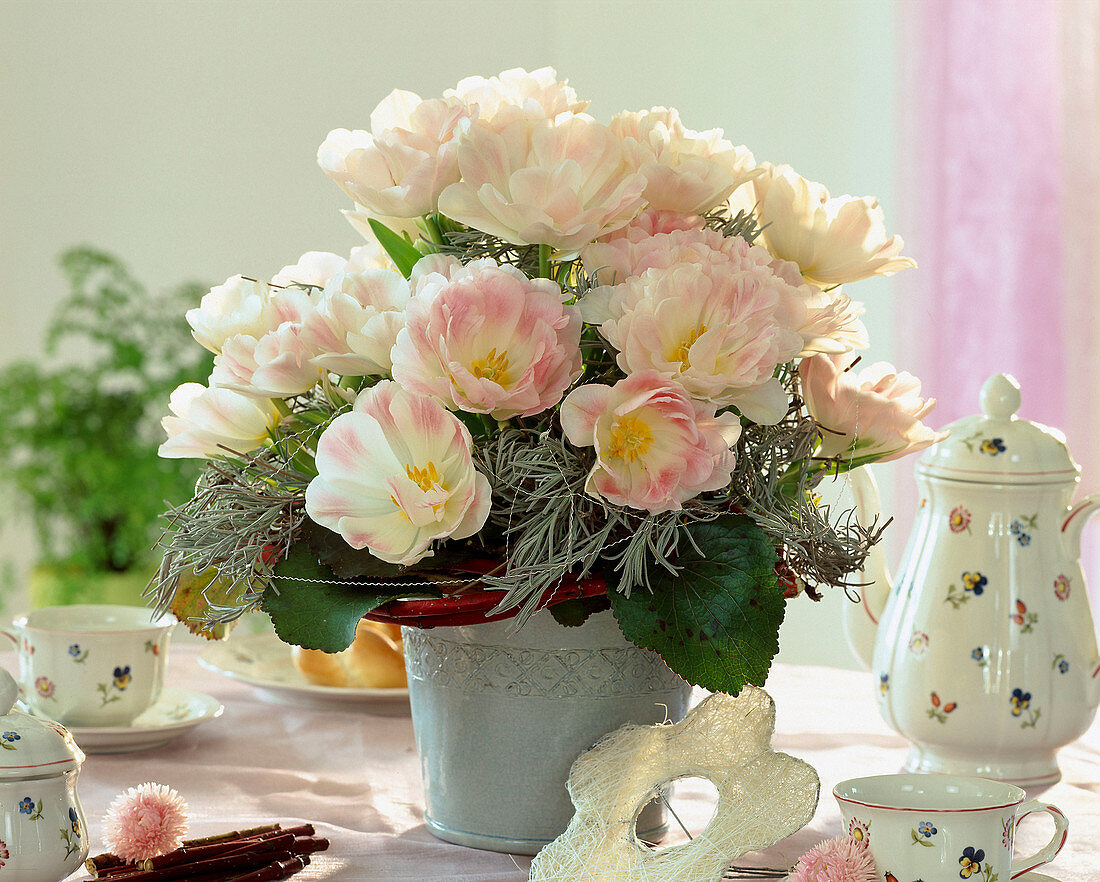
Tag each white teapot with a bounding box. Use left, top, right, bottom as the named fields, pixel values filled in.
left=0, top=666, right=89, bottom=880
left=846, top=373, right=1100, bottom=786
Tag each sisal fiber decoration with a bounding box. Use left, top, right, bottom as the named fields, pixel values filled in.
left=529, top=686, right=820, bottom=882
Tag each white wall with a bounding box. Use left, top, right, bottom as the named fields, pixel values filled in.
left=0, top=0, right=903, bottom=666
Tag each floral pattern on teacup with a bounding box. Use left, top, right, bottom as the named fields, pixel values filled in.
left=927, top=691, right=958, bottom=723
left=145, top=639, right=161, bottom=655
left=910, top=819, right=937, bottom=846
left=1011, top=687, right=1041, bottom=729
left=1002, top=816, right=1014, bottom=848
left=1053, top=574, right=1071, bottom=601
left=0, top=837, right=8, bottom=869
left=1010, top=599, right=1037, bottom=633
left=97, top=665, right=133, bottom=706
left=908, top=631, right=929, bottom=655
left=958, top=845, right=986, bottom=878
left=68, top=643, right=89, bottom=663
left=35, top=677, right=55, bottom=700
left=1053, top=653, right=1070, bottom=674
left=879, top=673, right=889, bottom=697
left=1, top=731, right=20, bottom=750
left=949, top=505, right=972, bottom=533
left=18, top=796, right=43, bottom=821
left=847, top=817, right=870, bottom=844
left=971, top=646, right=988, bottom=667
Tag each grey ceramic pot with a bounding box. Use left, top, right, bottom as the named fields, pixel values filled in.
left=402, top=609, right=691, bottom=855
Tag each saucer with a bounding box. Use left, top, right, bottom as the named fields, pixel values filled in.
left=198, top=632, right=410, bottom=715
left=57, top=687, right=224, bottom=754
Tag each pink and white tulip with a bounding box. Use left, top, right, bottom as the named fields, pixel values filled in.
left=300, top=269, right=410, bottom=377
left=187, top=276, right=315, bottom=355
left=318, top=90, right=474, bottom=219
left=561, top=371, right=741, bottom=514
left=611, top=107, right=758, bottom=215
left=437, top=114, right=647, bottom=255
left=750, top=164, right=916, bottom=287
left=584, top=228, right=868, bottom=358
left=304, top=381, right=491, bottom=566
left=159, top=382, right=281, bottom=459
left=391, top=257, right=582, bottom=420
left=600, top=207, right=705, bottom=243
left=212, top=324, right=323, bottom=398
left=799, top=353, right=947, bottom=464
left=270, top=251, right=349, bottom=289
left=446, top=66, right=588, bottom=131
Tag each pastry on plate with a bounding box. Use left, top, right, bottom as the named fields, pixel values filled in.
left=291, top=620, right=406, bottom=688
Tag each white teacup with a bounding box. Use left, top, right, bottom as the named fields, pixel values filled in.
left=834, top=774, right=1067, bottom=881
left=2, top=605, right=176, bottom=727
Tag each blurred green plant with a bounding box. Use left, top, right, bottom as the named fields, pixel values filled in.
left=0, top=247, right=211, bottom=584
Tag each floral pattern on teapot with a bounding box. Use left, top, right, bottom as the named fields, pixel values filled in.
left=945, top=571, right=988, bottom=608
left=1010, top=600, right=1038, bottom=633
left=1010, top=513, right=1038, bottom=546
left=927, top=692, right=958, bottom=723
left=950, top=506, right=972, bottom=533
left=1053, top=574, right=1071, bottom=601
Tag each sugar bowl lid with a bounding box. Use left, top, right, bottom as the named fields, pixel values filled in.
left=916, top=373, right=1078, bottom=484
left=0, top=666, right=84, bottom=780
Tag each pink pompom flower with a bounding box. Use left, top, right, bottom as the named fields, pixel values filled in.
left=102, top=782, right=189, bottom=863
left=787, top=835, right=877, bottom=882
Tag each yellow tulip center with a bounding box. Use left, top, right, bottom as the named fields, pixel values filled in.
left=672, top=325, right=707, bottom=370
left=470, top=347, right=511, bottom=385
left=606, top=414, right=654, bottom=463
left=406, top=461, right=442, bottom=492
left=391, top=461, right=446, bottom=518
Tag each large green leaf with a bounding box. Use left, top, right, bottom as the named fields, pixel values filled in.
left=261, top=542, right=411, bottom=652
left=609, top=514, right=785, bottom=695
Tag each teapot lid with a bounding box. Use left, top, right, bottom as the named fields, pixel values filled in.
left=0, top=666, right=84, bottom=780
left=916, top=374, right=1079, bottom=484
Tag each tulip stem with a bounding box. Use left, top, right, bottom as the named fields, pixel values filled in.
left=538, top=243, right=552, bottom=280
left=424, top=214, right=447, bottom=248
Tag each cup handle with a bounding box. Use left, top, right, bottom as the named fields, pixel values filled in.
left=1010, top=799, right=1069, bottom=879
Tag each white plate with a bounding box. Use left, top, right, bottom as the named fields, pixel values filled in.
left=198, top=632, right=410, bottom=714
left=56, top=687, right=224, bottom=754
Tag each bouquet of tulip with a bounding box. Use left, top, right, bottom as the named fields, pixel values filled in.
left=152, top=67, right=942, bottom=695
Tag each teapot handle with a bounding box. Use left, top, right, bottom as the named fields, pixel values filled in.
left=1061, top=493, right=1100, bottom=555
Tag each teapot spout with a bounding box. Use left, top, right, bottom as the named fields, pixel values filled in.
left=842, top=466, right=894, bottom=670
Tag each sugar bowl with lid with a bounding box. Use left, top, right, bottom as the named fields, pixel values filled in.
left=0, top=665, right=89, bottom=880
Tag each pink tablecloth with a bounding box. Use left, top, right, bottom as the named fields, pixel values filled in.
left=4, top=645, right=1091, bottom=881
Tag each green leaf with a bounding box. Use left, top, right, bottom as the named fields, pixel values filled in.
left=368, top=218, right=423, bottom=278
left=609, top=513, right=784, bottom=695
left=262, top=542, right=408, bottom=652
left=169, top=567, right=251, bottom=640
left=548, top=594, right=611, bottom=628
left=300, top=518, right=405, bottom=581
